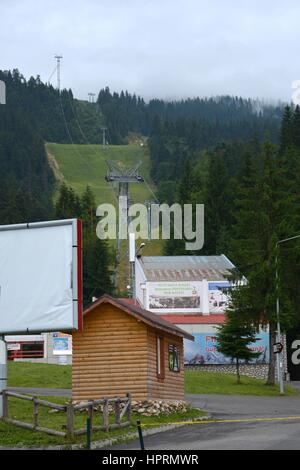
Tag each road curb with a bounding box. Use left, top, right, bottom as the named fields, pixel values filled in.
left=90, top=414, right=212, bottom=450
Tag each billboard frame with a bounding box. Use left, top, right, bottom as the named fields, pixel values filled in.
left=0, top=218, right=83, bottom=335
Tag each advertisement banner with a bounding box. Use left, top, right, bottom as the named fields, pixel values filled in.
left=7, top=343, right=21, bottom=351
left=184, top=331, right=269, bottom=365
left=208, top=282, right=231, bottom=313
left=53, top=332, right=72, bottom=355
left=148, top=281, right=201, bottom=312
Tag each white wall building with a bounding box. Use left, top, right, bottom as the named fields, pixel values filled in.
left=135, top=255, right=269, bottom=366
left=135, top=255, right=235, bottom=316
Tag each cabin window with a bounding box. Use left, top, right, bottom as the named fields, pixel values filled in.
left=156, top=336, right=165, bottom=379
left=168, top=344, right=180, bottom=372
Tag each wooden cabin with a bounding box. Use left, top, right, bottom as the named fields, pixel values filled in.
left=72, top=294, right=194, bottom=401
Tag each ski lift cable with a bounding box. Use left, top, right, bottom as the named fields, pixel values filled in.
left=65, top=92, right=117, bottom=202
left=143, top=175, right=160, bottom=204
left=47, top=65, right=58, bottom=84
left=58, top=92, right=97, bottom=175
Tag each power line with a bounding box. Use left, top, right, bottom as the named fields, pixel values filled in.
left=58, top=92, right=97, bottom=176
left=143, top=175, right=159, bottom=204
left=47, top=65, right=57, bottom=84
left=65, top=92, right=117, bottom=204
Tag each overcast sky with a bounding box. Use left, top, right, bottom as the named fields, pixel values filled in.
left=1, top=0, right=300, bottom=102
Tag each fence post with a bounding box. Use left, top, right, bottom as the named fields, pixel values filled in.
left=86, top=417, right=91, bottom=450
left=88, top=401, right=94, bottom=431
left=103, top=398, right=109, bottom=431
left=126, top=393, right=132, bottom=423
left=66, top=402, right=74, bottom=438
left=137, top=420, right=145, bottom=450
left=114, top=398, right=121, bottom=426
left=33, top=397, right=39, bottom=428
left=2, top=390, right=8, bottom=419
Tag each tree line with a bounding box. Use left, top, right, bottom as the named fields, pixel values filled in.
left=55, top=184, right=113, bottom=306
left=0, top=70, right=112, bottom=304
left=163, top=105, right=300, bottom=384
left=0, top=69, right=104, bottom=144
left=98, top=86, right=282, bottom=145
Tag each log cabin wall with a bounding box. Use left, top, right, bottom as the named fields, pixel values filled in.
left=147, top=329, right=185, bottom=401
left=72, top=304, right=149, bottom=401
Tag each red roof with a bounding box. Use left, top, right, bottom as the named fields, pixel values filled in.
left=160, top=314, right=226, bottom=325
left=119, top=298, right=136, bottom=305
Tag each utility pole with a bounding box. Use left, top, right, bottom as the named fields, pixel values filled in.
left=88, top=92, right=96, bottom=103
left=54, top=55, right=63, bottom=91
left=144, top=200, right=155, bottom=240
left=129, top=233, right=136, bottom=300
left=101, top=127, right=107, bottom=149
left=275, top=249, right=284, bottom=395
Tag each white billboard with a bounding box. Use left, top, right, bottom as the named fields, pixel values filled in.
left=0, top=219, right=82, bottom=334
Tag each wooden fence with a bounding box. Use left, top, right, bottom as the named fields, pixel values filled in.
left=0, top=390, right=131, bottom=438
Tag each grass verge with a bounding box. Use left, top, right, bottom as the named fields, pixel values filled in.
left=8, top=363, right=72, bottom=389
left=8, top=363, right=298, bottom=397
left=185, top=371, right=298, bottom=396
left=0, top=395, right=205, bottom=448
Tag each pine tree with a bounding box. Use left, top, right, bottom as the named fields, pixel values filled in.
left=280, top=105, right=294, bottom=153
left=216, top=306, right=260, bottom=384
left=80, top=185, right=112, bottom=305
left=82, top=236, right=112, bottom=306
left=55, top=183, right=81, bottom=219
left=164, top=159, right=199, bottom=255
left=229, top=142, right=296, bottom=384
left=292, top=105, right=300, bottom=149
left=204, top=151, right=230, bottom=254
left=81, top=186, right=96, bottom=235
left=55, top=184, right=112, bottom=306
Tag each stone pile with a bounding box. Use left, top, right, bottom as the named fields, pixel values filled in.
left=131, top=400, right=188, bottom=416
left=69, top=399, right=189, bottom=416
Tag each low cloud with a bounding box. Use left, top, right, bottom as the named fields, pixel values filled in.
left=1, top=0, right=299, bottom=101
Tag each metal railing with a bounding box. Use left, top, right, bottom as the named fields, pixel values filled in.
left=8, top=350, right=44, bottom=360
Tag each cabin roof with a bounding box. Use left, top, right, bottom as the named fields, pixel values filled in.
left=84, top=294, right=194, bottom=341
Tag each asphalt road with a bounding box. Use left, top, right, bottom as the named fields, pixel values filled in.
left=111, top=391, right=300, bottom=450
left=113, top=418, right=300, bottom=450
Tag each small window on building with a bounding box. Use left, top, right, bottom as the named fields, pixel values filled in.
left=168, top=344, right=180, bottom=372
left=156, top=336, right=165, bottom=379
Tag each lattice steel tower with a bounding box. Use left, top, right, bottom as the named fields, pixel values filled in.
left=105, top=160, right=144, bottom=289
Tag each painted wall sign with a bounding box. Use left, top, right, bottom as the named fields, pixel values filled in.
left=208, top=282, right=231, bottom=313
left=148, top=282, right=201, bottom=313
left=184, top=331, right=269, bottom=365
